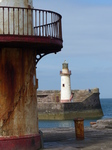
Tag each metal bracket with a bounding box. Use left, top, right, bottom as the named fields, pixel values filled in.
left=36, top=52, right=50, bottom=64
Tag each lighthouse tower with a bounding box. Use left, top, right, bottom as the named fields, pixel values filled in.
left=60, top=61, right=71, bottom=103
left=0, top=0, right=63, bottom=149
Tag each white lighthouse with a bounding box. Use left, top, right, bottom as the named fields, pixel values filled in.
left=60, top=61, right=72, bottom=103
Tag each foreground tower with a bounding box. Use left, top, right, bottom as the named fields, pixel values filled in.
left=0, top=0, right=63, bottom=149
left=60, top=61, right=71, bottom=103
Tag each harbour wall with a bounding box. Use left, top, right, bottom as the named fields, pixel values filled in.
left=37, top=88, right=103, bottom=120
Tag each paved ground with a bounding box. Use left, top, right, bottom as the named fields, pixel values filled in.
left=40, top=127, right=112, bottom=150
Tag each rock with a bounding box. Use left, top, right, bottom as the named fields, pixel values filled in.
left=91, top=118, right=112, bottom=129
left=90, top=122, right=96, bottom=125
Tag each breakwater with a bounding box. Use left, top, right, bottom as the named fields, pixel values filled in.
left=37, top=88, right=103, bottom=120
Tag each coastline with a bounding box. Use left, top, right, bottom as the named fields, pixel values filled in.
left=40, top=118, right=112, bottom=150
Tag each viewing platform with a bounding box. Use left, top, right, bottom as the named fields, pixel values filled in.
left=0, top=6, right=63, bottom=56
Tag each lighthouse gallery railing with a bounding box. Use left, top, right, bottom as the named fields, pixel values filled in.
left=0, top=6, right=62, bottom=39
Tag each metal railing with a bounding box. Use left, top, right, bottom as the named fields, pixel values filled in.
left=60, top=71, right=71, bottom=75
left=0, top=6, right=62, bottom=39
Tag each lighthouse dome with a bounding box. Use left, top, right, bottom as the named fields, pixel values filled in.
left=62, top=60, right=68, bottom=69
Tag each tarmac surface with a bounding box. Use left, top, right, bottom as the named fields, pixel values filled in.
left=40, top=126, right=112, bottom=150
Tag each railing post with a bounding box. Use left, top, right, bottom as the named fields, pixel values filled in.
left=42, top=11, right=44, bottom=36
left=8, top=8, right=10, bottom=34
left=51, top=13, right=52, bottom=37
left=27, top=9, right=28, bottom=35
left=31, top=9, right=33, bottom=35
left=3, top=7, right=4, bottom=34
left=45, top=11, right=47, bottom=36
left=35, top=10, right=37, bottom=35
left=59, top=19, right=62, bottom=39
left=18, top=8, right=19, bottom=35
left=13, top=8, right=15, bottom=34
left=39, top=10, right=41, bottom=36
left=23, top=9, right=24, bottom=35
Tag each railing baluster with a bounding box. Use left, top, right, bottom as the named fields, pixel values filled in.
left=55, top=22, right=57, bottom=38
left=49, top=24, right=50, bottom=36
left=39, top=10, right=41, bottom=36
left=3, top=7, right=4, bottom=34
left=47, top=25, right=48, bottom=36
left=37, top=26, right=38, bottom=36
left=31, top=9, right=33, bottom=35
left=27, top=9, right=28, bottom=35
left=51, top=13, right=53, bottom=37
left=59, top=19, right=62, bottom=39
left=35, top=10, right=37, bottom=35
left=13, top=8, right=15, bottom=34
left=8, top=8, right=10, bottom=34
left=55, top=14, right=56, bottom=37
left=52, top=14, right=54, bottom=37
left=56, top=15, right=57, bottom=37
left=23, top=9, right=24, bottom=35
left=45, top=11, right=47, bottom=36
left=42, top=11, right=44, bottom=36
left=54, top=14, right=56, bottom=37
left=50, top=25, right=51, bottom=37
left=18, top=8, right=19, bottom=35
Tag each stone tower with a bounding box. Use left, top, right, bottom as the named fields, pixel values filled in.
left=60, top=61, right=71, bottom=103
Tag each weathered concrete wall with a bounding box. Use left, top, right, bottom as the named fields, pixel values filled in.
left=37, top=90, right=60, bottom=103
left=37, top=88, right=100, bottom=103
left=0, top=0, right=33, bottom=34
left=0, top=0, right=33, bottom=7
left=37, top=88, right=103, bottom=120
left=0, top=48, right=38, bottom=136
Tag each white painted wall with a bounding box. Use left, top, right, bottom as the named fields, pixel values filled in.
left=0, top=0, right=33, bottom=34
left=0, top=0, right=33, bottom=7
left=61, top=75, right=71, bottom=101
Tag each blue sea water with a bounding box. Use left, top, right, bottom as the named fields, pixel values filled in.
left=39, top=98, right=112, bottom=128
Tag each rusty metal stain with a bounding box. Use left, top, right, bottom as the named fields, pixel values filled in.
left=0, top=48, right=38, bottom=136
left=74, top=119, right=84, bottom=140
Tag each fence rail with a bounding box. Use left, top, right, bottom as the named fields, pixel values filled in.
left=0, top=6, right=62, bottom=39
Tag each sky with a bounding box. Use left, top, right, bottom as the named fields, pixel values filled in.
left=34, top=0, right=112, bottom=98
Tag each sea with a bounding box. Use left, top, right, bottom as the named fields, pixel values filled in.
left=39, top=98, right=112, bottom=128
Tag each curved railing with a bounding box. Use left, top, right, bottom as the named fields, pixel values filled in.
left=0, top=6, right=62, bottom=39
